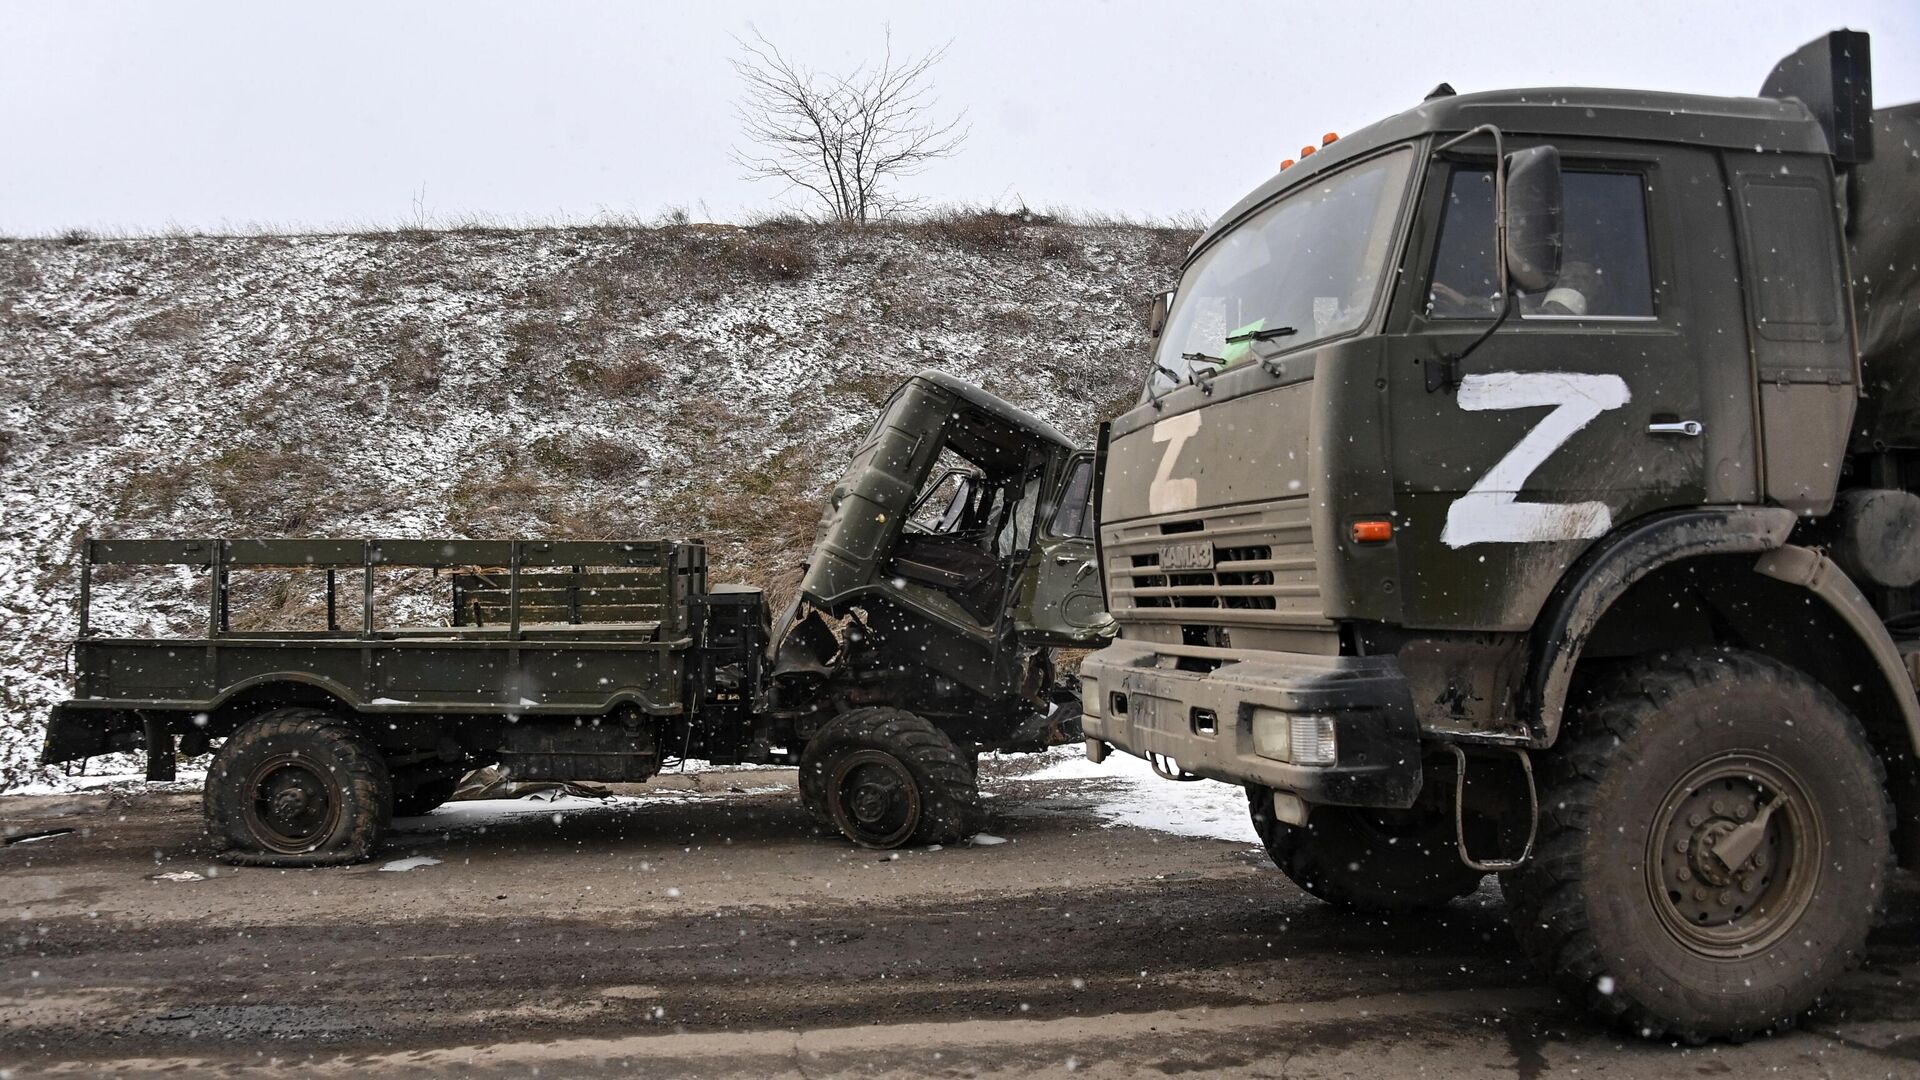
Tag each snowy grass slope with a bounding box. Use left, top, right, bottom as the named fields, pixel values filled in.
left=0, top=217, right=1191, bottom=789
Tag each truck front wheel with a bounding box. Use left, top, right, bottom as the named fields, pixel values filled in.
left=1248, top=788, right=1485, bottom=911
left=800, top=708, right=980, bottom=848
left=1508, top=649, right=1892, bottom=1041
left=205, top=708, right=392, bottom=866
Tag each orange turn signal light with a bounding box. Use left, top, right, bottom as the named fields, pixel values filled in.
left=1351, top=520, right=1393, bottom=544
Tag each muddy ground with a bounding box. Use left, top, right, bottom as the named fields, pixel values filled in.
left=4, top=760, right=1919, bottom=1078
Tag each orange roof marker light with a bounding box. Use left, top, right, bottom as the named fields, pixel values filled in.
left=1322, top=132, right=1339, bottom=146
left=1280, top=158, right=1295, bottom=170
left=1351, top=520, right=1394, bottom=544
left=1300, top=144, right=1316, bottom=158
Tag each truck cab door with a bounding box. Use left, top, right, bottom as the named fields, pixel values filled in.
left=1014, top=453, right=1109, bottom=646
left=1391, top=144, right=1726, bottom=630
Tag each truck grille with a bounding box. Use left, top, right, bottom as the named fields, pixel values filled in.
left=1128, top=546, right=1277, bottom=610
left=1103, top=500, right=1324, bottom=630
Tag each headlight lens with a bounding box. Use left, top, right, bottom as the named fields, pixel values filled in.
left=1251, top=710, right=1337, bottom=766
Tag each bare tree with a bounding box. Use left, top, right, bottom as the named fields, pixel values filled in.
left=732, top=27, right=968, bottom=224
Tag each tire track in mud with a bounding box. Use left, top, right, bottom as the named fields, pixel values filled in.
left=4, top=875, right=1538, bottom=1061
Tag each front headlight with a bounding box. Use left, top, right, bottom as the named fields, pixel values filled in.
left=1250, top=709, right=1337, bottom=766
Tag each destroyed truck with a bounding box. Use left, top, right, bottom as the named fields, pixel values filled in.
left=1081, top=30, right=1919, bottom=1039
left=40, top=371, right=1109, bottom=861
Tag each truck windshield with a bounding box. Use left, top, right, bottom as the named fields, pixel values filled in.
left=1151, top=148, right=1412, bottom=389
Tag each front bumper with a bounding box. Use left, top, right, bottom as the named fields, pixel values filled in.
left=1079, top=639, right=1422, bottom=808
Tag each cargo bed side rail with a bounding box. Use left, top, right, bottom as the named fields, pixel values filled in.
left=79, top=537, right=708, bottom=643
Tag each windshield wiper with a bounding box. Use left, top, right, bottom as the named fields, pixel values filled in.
left=1224, top=326, right=1300, bottom=378
left=1145, top=362, right=1182, bottom=411
left=1181, top=351, right=1227, bottom=395
left=1223, top=325, right=1298, bottom=344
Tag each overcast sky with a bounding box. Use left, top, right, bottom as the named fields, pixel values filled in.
left=3, top=0, right=1915, bottom=236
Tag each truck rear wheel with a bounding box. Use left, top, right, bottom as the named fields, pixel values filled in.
left=1248, top=787, right=1485, bottom=911
left=800, top=708, right=980, bottom=848
left=205, top=708, right=391, bottom=867
left=1508, top=649, right=1891, bottom=1041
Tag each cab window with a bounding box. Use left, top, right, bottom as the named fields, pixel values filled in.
left=1048, top=459, right=1095, bottom=539
left=1427, top=167, right=1655, bottom=320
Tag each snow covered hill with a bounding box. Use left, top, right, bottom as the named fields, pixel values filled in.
left=0, top=216, right=1191, bottom=789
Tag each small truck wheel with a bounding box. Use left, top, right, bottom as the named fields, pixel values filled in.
left=1509, top=648, right=1892, bottom=1041
left=801, top=708, right=980, bottom=848
left=205, top=708, right=392, bottom=867
left=1248, top=787, right=1483, bottom=911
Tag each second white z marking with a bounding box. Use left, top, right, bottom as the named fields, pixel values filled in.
left=1440, top=372, right=1632, bottom=549
left=1148, top=411, right=1201, bottom=515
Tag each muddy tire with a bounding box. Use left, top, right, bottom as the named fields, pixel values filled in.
left=392, top=775, right=461, bottom=818
left=205, top=708, right=391, bottom=867
left=1507, top=649, right=1891, bottom=1041
left=800, top=708, right=980, bottom=848
left=1248, top=787, right=1485, bottom=911
left=798, top=745, right=836, bottom=830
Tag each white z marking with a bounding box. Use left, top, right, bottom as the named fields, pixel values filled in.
left=1149, top=412, right=1201, bottom=514
left=1440, top=372, right=1632, bottom=549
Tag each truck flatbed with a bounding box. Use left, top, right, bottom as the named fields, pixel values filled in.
left=45, top=537, right=710, bottom=766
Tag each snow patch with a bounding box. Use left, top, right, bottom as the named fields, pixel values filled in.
left=377, top=856, right=442, bottom=872
left=1025, top=747, right=1259, bottom=844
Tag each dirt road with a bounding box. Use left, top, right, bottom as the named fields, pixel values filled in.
left=4, top=759, right=1919, bottom=1077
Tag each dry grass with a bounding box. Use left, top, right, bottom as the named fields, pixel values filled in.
left=447, top=468, right=558, bottom=534
left=129, top=307, right=204, bottom=344
left=386, top=326, right=450, bottom=391
left=569, top=347, right=666, bottom=397
left=530, top=432, right=649, bottom=482
left=824, top=370, right=900, bottom=408
left=735, top=236, right=818, bottom=281
left=656, top=445, right=829, bottom=609
left=206, top=448, right=343, bottom=534
left=224, top=571, right=331, bottom=632
left=913, top=207, right=1035, bottom=252
left=112, top=458, right=197, bottom=517
left=675, top=396, right=744, bottom=436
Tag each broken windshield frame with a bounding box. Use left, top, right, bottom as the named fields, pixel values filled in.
left=1146, top=148, right=1416, bottom=394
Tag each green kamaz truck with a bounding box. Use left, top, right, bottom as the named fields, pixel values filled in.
left=40, top=371, right=1107, bottom=861
left=1081, top=31, right=1917, bottom=1039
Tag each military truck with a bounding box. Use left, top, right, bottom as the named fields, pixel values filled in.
left=40, top=371, right=1107, bottom=861
left=1080, top=30, right=1917, bottom=1039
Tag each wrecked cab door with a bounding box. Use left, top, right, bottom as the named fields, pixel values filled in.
left=1015, top=453, right=1108, bottom=646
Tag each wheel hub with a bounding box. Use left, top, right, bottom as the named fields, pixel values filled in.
left=1647, top=753, right=1817, bottom=956
left=247, top=756, right=338, bottom=852
left=850, top=773, right=903, bottom=826
left=828, top=750, right=921, bottom=849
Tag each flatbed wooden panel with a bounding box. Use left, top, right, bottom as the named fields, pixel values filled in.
left=70, top=633, right=688, bottom=716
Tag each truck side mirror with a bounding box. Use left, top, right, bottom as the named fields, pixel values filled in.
left=1147, top=289, right=1174, bottom=337
left=1503, top=146, right=1563, bottom=294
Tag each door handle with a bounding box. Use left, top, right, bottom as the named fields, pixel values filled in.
left=1053, top=553, right=1081, bottom=564
left=1647, top=420, right=1703, bottom=437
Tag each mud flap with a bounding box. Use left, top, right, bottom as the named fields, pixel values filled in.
left=144, top=714, right=176, bottom=782
left=38, top=705, right=140, bottom=767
